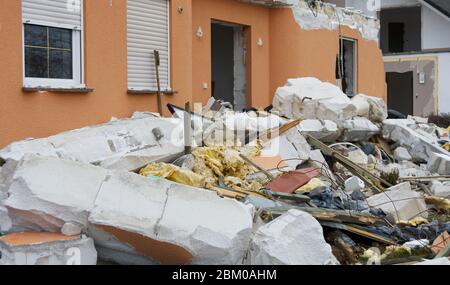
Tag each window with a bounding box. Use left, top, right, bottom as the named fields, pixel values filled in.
left=22, top=0, right=83, bottom=88
left=127, top=0, right=170, bottom=91
left=388, top=23, right=405, bottom=53
left=24, top=25, right=73, bottom=79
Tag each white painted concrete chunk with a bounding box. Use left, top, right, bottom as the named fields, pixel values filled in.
left=430, top=181, right=450, bottom=198
left=249, top=209, right=337, bottom=265
left=297, top=119, right=340, bottom=142
left=0, top=114, right=184, bottom=171
left=339, top=117, right=380, bottom=142
left=394, top=147, right=413, bottom=162
left=427, top=152, right=450, bottom=175
left=61, top=222, right=83, bottom=236
left=0, top=233, right=97, bottom=265
left=367, top=182, right=428, bottom=223
left=89, top=171, right=254, bottom=265
left=273, top=77, right=357, bottom=121
left=4, top=155, right=108, bottom=232
left=383, top=119, right=449, bottom=162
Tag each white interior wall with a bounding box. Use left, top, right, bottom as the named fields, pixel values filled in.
left=344, top=0, right=419, bottom=17
left=437, top=53, right=450, bottom=113
left=422, top=5, right=450, bottom=49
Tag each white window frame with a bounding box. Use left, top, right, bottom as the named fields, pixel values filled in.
left=127, top=0, right=171, bottom=92
left=22, top=1, right=85, bottom=89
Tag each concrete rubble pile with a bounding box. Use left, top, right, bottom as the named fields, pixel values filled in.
left=0, top=77, right=449, bottom=265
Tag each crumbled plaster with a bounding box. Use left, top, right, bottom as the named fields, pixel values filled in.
left=290, top=1, right=380, bottom=42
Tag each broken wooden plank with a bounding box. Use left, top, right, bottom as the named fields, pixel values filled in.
left=261, top=206, right=383, bottom=226
left=321, top=222, right=397, bottom=246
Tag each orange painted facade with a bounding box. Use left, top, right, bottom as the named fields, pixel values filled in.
left=0, top=0, right=386, bottom=147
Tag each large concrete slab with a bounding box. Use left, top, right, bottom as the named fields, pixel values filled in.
left=367, top=182, right=428, bottom=223
left=3, top=154, right=255, bottom=265
left=0, top=113, right=184, bottom=171
left=89, top=171, right=255, bottom=265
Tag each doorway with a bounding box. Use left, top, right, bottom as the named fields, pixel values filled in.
left=386, top=71, right=414, bottom=116
left=211, top=21, right=247, bottom=111
left=338, top=37, right=357, bottom=97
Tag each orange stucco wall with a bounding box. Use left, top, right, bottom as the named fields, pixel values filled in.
left=269, top=8, right=387, bottom=101
left=0, top=0, right=192, bottom=148
left=0, top=0, right=386, bottom=148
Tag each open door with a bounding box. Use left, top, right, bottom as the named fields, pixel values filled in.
left=211, top=22, right=247, bottom=111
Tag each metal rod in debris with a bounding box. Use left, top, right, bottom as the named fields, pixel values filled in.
left=153, top=50, right=163, bottom=116
left=184, top=102, right=192, bottom=155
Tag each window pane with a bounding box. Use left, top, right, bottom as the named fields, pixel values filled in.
left=49, top=27, right=72, bottom=50
left=49, top=50, right=73, bottom=79
left=25, top=47, right=48, bottom=78
left=24, top=24, right=47, bottom=47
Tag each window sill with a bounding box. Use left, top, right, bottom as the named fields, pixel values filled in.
left=127, top=89, right=177, bottom=95
left=23, top=87, right=95, bottom=93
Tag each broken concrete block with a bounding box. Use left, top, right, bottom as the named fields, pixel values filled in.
left=427, top=152, right=450, bottom=175
left=338, top=117, right=380, bottom=142
left=61, top=222, right=83, bottom=236
left=273, top=77, right=357, bottom=121
left=0, top=206, right=11, bottom=233
left=0, top=159, right=19, bottom=198
left=351, top=94, right=388, bottom=123
left=345, top=177, right=365, bottom=193
left=89, top=171, right=254, bottom=265
left=376, top=161, right=432, bottom=178
left=4, top=155, right=108, bottom=232
left=0, top=114, right=184, bottom=171
left=351, top=95, right=370, bottom=119
left=0, top=232, right=97, bottom=265
left=249, top=209, right=337, bottom=265
left=367, top=182, right=428, bottom=223
left=3, top=155, right=254, bottom=265
left=297, top=119, right=340, bottom=142
left=261, top=129, right=311, bottom=169
left=383, top=119, right=448, bottom=162
left=347, top=149, right=369, bottom=167
left=394, top=147, right=413, bottom=162
left=430, top=181, right=450, bottom=198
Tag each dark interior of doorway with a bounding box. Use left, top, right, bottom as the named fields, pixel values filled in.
left=211, top=23, right=235, bottom=105
left=338, top=38, right=356, bottom=97
left=386, top=71, right=414, bottom=116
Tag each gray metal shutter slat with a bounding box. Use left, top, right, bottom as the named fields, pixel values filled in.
left=22, top=0, right=82, bottom=29
left=127, top=0, right=170, bottom=90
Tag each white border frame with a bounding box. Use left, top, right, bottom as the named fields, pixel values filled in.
left=22, top=0, right=85, bottom=89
